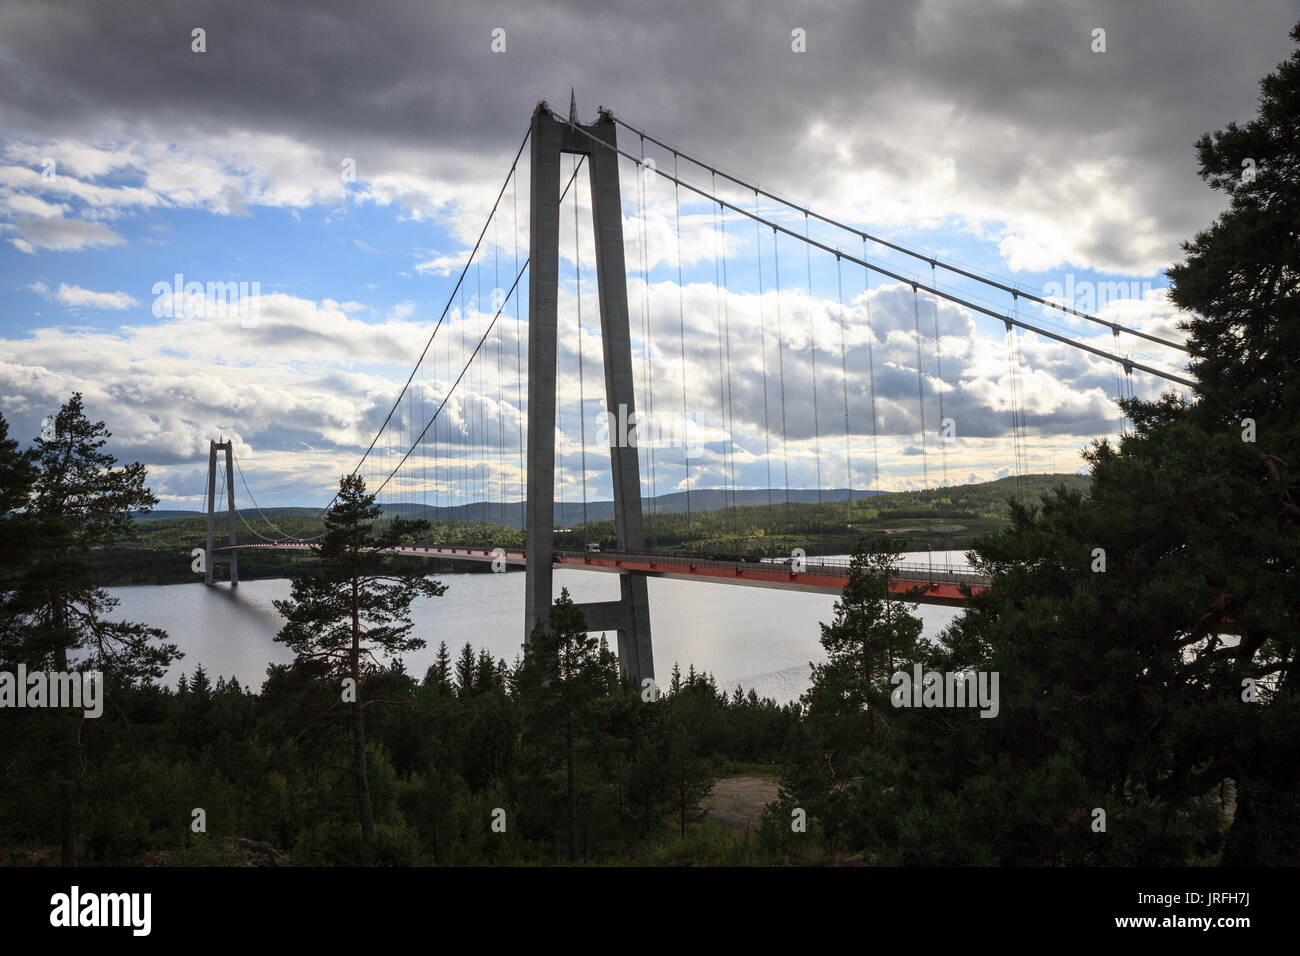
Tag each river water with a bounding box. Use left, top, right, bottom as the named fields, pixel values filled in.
left=108, top=550, right=973, bottom=704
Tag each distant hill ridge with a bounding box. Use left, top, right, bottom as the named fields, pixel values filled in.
left=136, top=474, right=1088, bottom=528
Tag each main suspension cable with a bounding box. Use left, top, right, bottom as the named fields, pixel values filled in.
left=553, top=114, right=1194, bottom=388
left=611, top=114, right=1187, bottom=353
left=369, top=157, right=589, bottom=500
left=281, top=123, right=533, bottom=533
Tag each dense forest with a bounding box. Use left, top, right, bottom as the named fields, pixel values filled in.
left=0, top=635, right=801, bottom=865
left=0, top=25, right=1297, bottom=866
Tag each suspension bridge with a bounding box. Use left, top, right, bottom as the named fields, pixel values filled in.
left=200, top=95, right=1194, bottom=682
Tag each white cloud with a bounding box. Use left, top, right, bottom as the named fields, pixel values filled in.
left=386, top=301, right=416, bottom=322
left=1, top=193, right=70, bottom=219
left=1, top=216, right=124, bottom=253
left=323, top=298, right=368, bottom=314
left=52, top=283, right=138, bottom=310
left=0, top=162, right=158, bottom=212
left=415, top=250, right=470, bottom=277
left=3, top=141, right=137, bottom=180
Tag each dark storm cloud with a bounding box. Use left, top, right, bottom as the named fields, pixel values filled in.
left=2, top=0, right=1295, bottom=271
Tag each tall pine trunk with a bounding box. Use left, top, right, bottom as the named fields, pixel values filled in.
left=351, top=580, right=374, bottom=843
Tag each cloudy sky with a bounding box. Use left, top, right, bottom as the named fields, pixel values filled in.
left=1, top=0, right=1296, bottom=511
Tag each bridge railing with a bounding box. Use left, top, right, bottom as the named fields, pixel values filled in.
left=551, top=548, right=988, bottom=588
left=217, top=541, right=989, bottom=589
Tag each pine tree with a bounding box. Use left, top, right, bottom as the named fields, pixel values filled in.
left=515, top=589, right=606, bottom=862
left=474, top=648, right=498, bottom=694
left=595, top=633, right=614, bottom=691
left=190, top=664, right=212, bottom=698
left=274, top=472, right=446, bottom=844
left=851, top=27, right=1300, bottom=864
left=813, top=537, right=923, bottom=738
left=786, top=537, right=924, bottom=850
left=1167, top=25, right=1300, bottom=435
left=426, top=641, right=453, bottom=696
left=0, top=395, right=177, bottom=864
left=664, top=694, right=715, bottom=836
left=454, top=643, right=476, bottom=697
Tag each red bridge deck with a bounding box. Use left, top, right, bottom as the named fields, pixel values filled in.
left=214, top=543, right=988, bottom=607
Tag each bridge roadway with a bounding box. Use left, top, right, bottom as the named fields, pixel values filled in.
left=213, top=543, right=989, bottom=607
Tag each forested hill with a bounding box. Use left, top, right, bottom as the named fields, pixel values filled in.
left=98, top=473, right=1090, bottom=585
left=553, top=472, right=1092, bottom=555
left=130, top=489, right=888, bottom=528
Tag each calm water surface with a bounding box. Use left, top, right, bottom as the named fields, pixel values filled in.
left=108, top=550, right=973, bottom=704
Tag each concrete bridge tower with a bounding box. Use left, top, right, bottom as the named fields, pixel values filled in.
left=204, top=439, right=239, bottom=586
left=524, top=98, right=654, bottom=683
